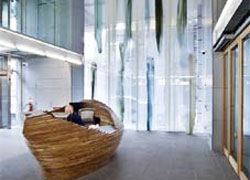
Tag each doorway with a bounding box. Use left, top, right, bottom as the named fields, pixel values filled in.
left=10, top=58, right=22, bottom=128
left=0, top=54, right=22, bottom=129
left=0, top=55, right=10, bottom=128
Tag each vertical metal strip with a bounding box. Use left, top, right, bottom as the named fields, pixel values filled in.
left=7, top=54, right=11, bottom=129
left=229, top=49, right=232, bottom=155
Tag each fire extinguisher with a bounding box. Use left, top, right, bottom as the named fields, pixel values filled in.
left=28, top=98, right=34, bottom=112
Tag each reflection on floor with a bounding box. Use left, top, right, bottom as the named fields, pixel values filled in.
left=0, top=129, right=239, bottom=180
left=243, top=135, right=250, bottom=178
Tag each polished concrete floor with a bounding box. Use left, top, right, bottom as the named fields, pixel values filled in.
left=0, top=129, right=239, bottom=180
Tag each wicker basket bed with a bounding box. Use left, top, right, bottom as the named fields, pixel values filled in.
left=23, top=100, right=123, bottom=180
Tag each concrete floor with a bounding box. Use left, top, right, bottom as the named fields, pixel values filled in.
left=0, top=129, right=239, bottom=180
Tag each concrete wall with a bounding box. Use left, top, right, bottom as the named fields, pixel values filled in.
left=22, top=57, right=71, bottom=111
left=71, top=64, right=84, bottom=102
left=212, top=0, right=228, bottom=152
left=71, top=0, right=84, bottom=55
left=212, top=52, right=225, bottom=152
left=71, top=0, right=85, bottom=102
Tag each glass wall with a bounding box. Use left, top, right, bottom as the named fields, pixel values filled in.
left=222, top=25, right=250, bottom=180
left=0, top=55, right=10, bottom=128
left=231, top=46, right=239, bottom=160
left=243, top=34, right=250, bottom=178
left=0, top=0, right=82, bottom=52
left=84, top=0, right=212, bottom=133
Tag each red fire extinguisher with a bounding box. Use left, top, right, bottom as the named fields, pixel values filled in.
left=28, top=97, right=34, bottom=112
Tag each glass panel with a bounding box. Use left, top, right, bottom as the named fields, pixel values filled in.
left=10, top=0, right=21, bottom=32
left=38, top=0, right=55, bottom=44
left=0, top=56, right=10, bottom=128
left=243, top=34, right=250, bottom=178
left=2, top=0, right=9, bottom=28
left=55, top=0, right=72, bottom=50
left=0, top=55, right=8, bottom=74
left=0, top=0, right=83, bottom=53
left=22, top=0, right=38, bottom=38
left=84, top=0, right=212, bottom=133
left=231, top=46, right=239, bottom=161
left=225, top=53, right=229, bottom=149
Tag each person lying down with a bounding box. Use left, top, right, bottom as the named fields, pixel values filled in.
left=64, top=104, right=84, bottom=126
left=64, top=104, right=115, bottom=134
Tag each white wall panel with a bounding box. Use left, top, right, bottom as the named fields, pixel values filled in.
left=22, top=57, right=71, bottom=111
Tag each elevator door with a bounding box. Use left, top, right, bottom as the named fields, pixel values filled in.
left=0, top=55, right=10, bottom=128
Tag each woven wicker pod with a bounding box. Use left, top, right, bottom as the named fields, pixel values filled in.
left=23, top=100, right=123, bottom=180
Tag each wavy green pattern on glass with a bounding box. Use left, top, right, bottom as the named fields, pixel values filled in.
left=155, top=0, right=163, bottom=53
left=188, top=54, right=196, bottom=135
left=118, top=43, right=125, bottom=122
left=117, top=0, right=132, bottom=122
left=177, top=0, right=187, bottom=47
left=95, top=0, right=102, bottom=53
left=125, top=0, right=132, bottom=41
left=91, top=62, right=97, bottom=99
left=145, top=0, right=150, bottom=31
left=146, top=57, right=154, bottom=131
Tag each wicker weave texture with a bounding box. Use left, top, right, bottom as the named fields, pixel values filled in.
left=23, top=100, right=123, bottom=180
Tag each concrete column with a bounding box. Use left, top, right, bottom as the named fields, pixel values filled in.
left=71, top=65, right=84, bottom=101
left=212, top=52, right=225, bottom=152
left=211, top=0, right=228, bottom=152
left=71, top=0, right=85, bottom=101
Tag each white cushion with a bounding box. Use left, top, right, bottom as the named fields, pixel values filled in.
left=78, top=108, right=95, bottom=122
